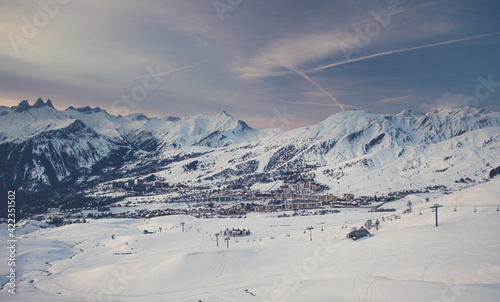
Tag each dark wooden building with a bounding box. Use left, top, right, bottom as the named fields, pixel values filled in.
left=347, top=229, right=371, bottom=240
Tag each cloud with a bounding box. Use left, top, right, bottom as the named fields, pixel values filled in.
left=1, top=0, right=499, bottom=130
left=234, top=0, right=461, bottom=80
left=235, top=31, right=353, bottom=79
left=420, top=93, right=472, bottom=112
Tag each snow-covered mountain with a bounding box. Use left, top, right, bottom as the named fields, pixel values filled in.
left=64, top=105, right=274, bottom=151
left=0, top=99, right=277, bottom=213
left=0, top=99, right=273, bottom=149
left=1, top=98, right=499, bottom=216
left=148, top=106, right=500, bottom=197
left=255, top=106, right=500, bottom=173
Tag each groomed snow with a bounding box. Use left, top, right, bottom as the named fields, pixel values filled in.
left=1, top=178, right=500, bottom=301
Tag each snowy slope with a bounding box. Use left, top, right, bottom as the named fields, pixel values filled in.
left=0, top=100, right=278, bottom=207
left=0, top=114, right=118, bottom=195
left=150, top=111, right=279, bottom=150
left=1, top=99, right=499, bottom=216
left=64, top=106, right=179, bottom=150
left=64, top=105, right=279, bottom=151
left=1, top=177, right=499, bottom=301
left=257, top=107, right=500, bottom=170
left=148, top=108, right=500, bottom=195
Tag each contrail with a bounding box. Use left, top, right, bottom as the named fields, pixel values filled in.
left=305, top=32, right=500, bottom=74
left=278, top=56, right=345, bottom=111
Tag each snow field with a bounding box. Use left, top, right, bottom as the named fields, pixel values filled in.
left=1, top=178, right=499, bottom=301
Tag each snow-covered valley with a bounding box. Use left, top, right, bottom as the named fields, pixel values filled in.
left=1, top=178, right=499, bottom=301
left=1, top=100, right=499, bottom=219
left=1, top=99, right=500, bottom=301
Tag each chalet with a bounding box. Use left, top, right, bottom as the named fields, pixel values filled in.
left=347, top=229, right=371, bottom=240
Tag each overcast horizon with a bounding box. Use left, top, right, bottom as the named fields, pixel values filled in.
left=1, top=0, right=500, bottom=130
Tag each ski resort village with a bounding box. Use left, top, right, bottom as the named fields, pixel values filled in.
left=2, top=0, right=500, bottom=300
left=32, top=167, right=435, bottom=223
left=1, top=99, right=500, bottom=301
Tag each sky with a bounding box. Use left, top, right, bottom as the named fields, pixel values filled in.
left=1, top=0, right=499, bottom=130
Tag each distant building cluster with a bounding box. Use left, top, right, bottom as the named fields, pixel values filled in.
left=69, top=165, right=441, bottom=220
left=222, top=228, right=251, bottom=237
left=254, top=201, right=323, bottom=212
left=112, top=179, right=169, bottom=191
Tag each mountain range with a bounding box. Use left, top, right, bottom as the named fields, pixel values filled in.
left=1, top=98, right=499, bottom=217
